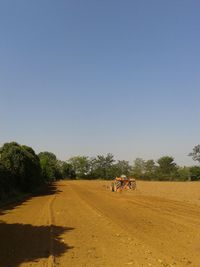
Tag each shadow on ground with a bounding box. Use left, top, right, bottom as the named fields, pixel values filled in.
left=0, top=183, right=61, bottom=215
left=0, top=221, right=73, bottom=267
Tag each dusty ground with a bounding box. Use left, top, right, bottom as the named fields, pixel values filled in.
left=0, top=180, right=200, bottom=267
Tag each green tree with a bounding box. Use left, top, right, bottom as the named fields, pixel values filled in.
left=177, top=166, right=190, bottom=181
left=189, top=145, right=200, bottom=163
left=89, top=153, right=115, bottom=179
left=0, top=162, right=12, bottom=200
left=144, top=159, right=156, bottom=180
left=156, top=156, right=178, bottom=180
left=38, top=152, right=61, bottom=182
left=0, top=142, right=42, bottom=193
left=61, top=162, right=76, bottom=179
left=112, top=160, right=132, bottom=177
left=132, top=158, right=145, bottom=178
left=68, top=156, right=90, bottom=179
left=189, top=166, right=200, bottom=181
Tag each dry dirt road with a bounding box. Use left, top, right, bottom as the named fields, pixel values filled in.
left=0, top=180, right=200, bottom=267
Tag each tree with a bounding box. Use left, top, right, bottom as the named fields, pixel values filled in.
left=189, top=145, right=200, bottom=163
left=61, top=162, right=76, bottom=179
left=177, top=166, right=190, bottom=181
left=132, top=158, right=145, bottom=178
left=156, top=156, right=178, bottom=180
left=38, top=152, right=61, bottom=182
left=189, top=166, right=200, bottom=181
left=89, top=153, right=115, bottom=179
left=68, top=156, right=90, bottom=179
left=0, top=142, right=42, bottom=193
left=144, top=160, right=156, bottom=180
left=0, top=162, right=12, bottom=200
left=112, top=160, right=132, bottom=177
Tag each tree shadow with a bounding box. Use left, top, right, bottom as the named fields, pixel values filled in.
left=32, top=183, right=62, bottom=196
left=0, top=183, right=62, bottom=216
left=0, top=221, right=74, bottom=267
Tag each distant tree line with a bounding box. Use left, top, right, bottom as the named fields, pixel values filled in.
left=65, top=154, right=200, bottom=181
left=131, top=157, right=190, bottom=181
left=1, top=141, right=200, bottom=202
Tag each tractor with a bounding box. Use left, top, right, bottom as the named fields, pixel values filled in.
left=110, top=175, right=136, bottom=192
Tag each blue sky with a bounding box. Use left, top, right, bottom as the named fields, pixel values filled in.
left=1, top=0, right=200, bottom=165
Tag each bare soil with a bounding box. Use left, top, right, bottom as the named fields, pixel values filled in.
left=0, top=180, right=200, bottom=267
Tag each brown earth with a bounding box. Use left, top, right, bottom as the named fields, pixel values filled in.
left=0, top=180, right=200, bottom=267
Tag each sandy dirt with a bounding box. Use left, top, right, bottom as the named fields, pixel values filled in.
left=0, top=180, right=200, bottom=267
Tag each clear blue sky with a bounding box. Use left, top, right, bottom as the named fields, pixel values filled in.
left=1, top=0, right=200, bottom=166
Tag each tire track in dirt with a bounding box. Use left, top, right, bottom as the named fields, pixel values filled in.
left=1, top=181, right=200, bottom=267
left=70, top=181, right=200, bottom=267
left=0, top=191, right=65, bottom=267
left=53, top=183, right=158, bottom=267
left=68, top=183, right=171, bottom=267
left=47, top=195, right=56, bottom=267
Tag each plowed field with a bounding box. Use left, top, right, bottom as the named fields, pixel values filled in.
left=1, top=180, right=200, bottom=267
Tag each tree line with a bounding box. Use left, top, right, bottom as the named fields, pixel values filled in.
left=1, top=141, right=200, bottom=202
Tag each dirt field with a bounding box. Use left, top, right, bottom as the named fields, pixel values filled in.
left=0, top=180, right=200, bottom=267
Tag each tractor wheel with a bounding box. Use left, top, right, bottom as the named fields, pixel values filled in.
left=131, top=181, right=136, bottom=190
left=110, top=182, right=115, bottom=192
left=114, top=183, right=118, bottom=192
